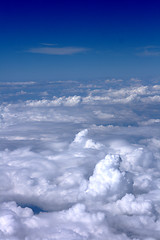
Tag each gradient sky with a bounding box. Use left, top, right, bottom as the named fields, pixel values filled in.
left=0, top=0, right=160, bottom=82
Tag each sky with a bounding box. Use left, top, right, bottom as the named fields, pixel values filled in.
left=0, top=0, right=160, bottom=82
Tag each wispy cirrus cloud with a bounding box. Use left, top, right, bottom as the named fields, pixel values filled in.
left=136, top=45, right=160, bottom=56
left=27, top=46, right=89, bottom=55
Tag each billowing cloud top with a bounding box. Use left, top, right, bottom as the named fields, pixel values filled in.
left=0, top=79, right=160, bottom=239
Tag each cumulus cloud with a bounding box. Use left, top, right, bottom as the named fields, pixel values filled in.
left=0, top=80, right=160, bottom=239
left=86, top=155, right=132, bottom=201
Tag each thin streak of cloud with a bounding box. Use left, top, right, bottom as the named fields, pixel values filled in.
left=27, top=46, right=89, bottom=55
left=40, top=43, right=58, bottom=46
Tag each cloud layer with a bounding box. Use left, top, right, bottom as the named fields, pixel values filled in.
left=0, top=79, right=160, bottom=239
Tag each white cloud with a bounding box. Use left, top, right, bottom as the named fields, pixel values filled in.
left=105, top=193, right=153, bottom=216
left=139, top=119, right=160, bottom=126
left=0, top=80, right=160, bottom=239
left=94, top=110, right=114, bottom=119
left=86, top=155, right=132, bottom=200
left=26, top=95, right=81, bottom=107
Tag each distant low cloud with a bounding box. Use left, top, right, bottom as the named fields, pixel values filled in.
left=27, top=46, right=89, bottom=55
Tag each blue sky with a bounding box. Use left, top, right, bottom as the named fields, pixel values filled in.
left=0, top=0, right=160, bottom=82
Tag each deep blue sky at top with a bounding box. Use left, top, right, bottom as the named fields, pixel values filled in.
left=0, top=0, right=160, bottom=82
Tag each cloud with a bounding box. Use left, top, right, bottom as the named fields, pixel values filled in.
left=139, top=119, right=160, bottom=126
left=0, top=80, right=160, bottom=239
left=40, top=43, right=58, bottom=46
left=86, top=155, right=132, bottom=200
left=26, top=96, right=81, bottom=107
left=105, top=193, right=153, bottom=216
left=27, top=46, right=89, bottom=55
left=0, top=81, right=35, bottom=85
